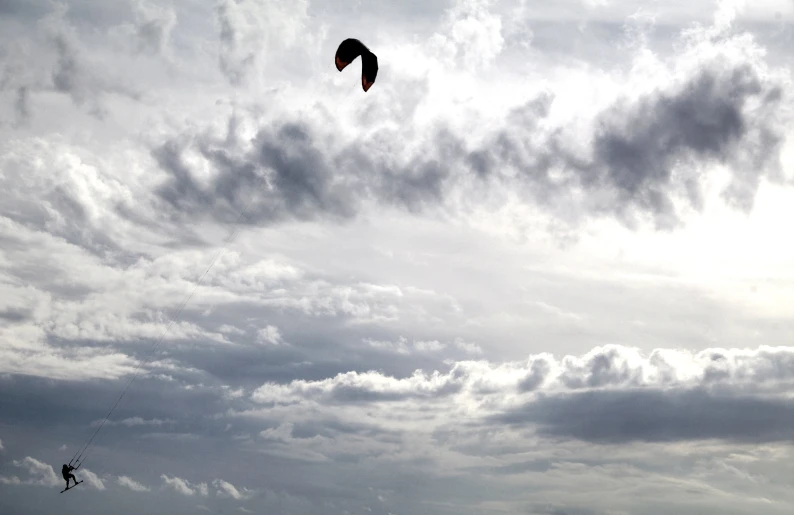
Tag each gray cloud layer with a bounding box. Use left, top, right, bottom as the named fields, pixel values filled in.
left=2, top=1, right=794, bottom=515
left=152, top=45, right=791, bottom=234
left=495, top=387, right=794, bottom=444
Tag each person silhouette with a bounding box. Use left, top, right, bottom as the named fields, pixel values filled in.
left=62, top=463, right=79, bottom=489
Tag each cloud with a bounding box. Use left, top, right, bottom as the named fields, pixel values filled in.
left=578, top=62, right=784, bottom=223
left=215, top=0, right=310, bottom=85
left=150, top=111, right=465, bottom=232
left=129, top=0, right=177, bottom=55
left=0, top=323, right=140, bottom=381
left=0, top=457, right=60, bottom=487
left=0, top=438, right=4, bottom=451
left=495, top=387, right=794, bottom=444
left=213, top=478, right=255, bottom=500
left=429, top=0, right=506, bottom=70
left=117, top=475, right=150, bottom=492
left=91, top=417, right=175, bottom=427
left=1, top=1, right=793, bottom=514
left=0, top=35, right=38, bottom=127
left=251, top=367, right=464, bottom=406
left=257, top=325, right=283, bottom=345
left=81, top=468, right=106, bottom=490
left=150, top=17, right=792, bottom=236
left=364, top=336, right=446, bottom=355
left=38, top=3, right=140, bottom=117
left=161, top=474, right=208, bottom=497
left=151, top=119, right=369, bottom=227
left=248, top=344, right=794, bottom=445
left=473, top=51, right=790, bottom=230
left=453, top=338, right=484, bottom=356
left=12, top=85, right=29, bottom=125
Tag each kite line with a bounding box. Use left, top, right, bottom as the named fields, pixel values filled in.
left=68, top=36, right=379, bottom=469
left=69, top=184, right=262, bottom=469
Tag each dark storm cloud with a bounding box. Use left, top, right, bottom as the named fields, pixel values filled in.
left=518, top=358, right=552, bottom=392
left=482, top=60, right=787, bottom=228
left=153, top=118, right=457, bottom=227
left=493, top=387, right=794, bottom=444
left=152, top=54, right=789, bottom=233
left=579, top=63, right=784, bottom=220
left=153, top=121, right=356, bottom=225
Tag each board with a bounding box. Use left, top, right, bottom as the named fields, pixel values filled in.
left=60, top=480, right=83, bottom=493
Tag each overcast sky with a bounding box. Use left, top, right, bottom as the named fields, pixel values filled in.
left=1, top=0, right=793, bottom=514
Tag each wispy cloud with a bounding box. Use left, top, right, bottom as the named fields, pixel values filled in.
left=0, top=0, right=792, bottom=514
left=161, top=474, right=209, bottom=497
left=91, top=417, right=175, bottom=428
left=117, top=475, right=150, bottom=492
left=81, top=468, right=106, bottom=490
left=0, top=457, right=59, bottom=487
left=213, top=478, right=255, bottom=501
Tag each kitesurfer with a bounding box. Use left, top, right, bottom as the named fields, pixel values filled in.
left=62, top=463, right=79, bottom=490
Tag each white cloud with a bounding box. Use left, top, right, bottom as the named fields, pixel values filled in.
left=81, top=468, right=106, bottom=490
left=161, top=474, right=193, bottom=496
left=161, top=474, right=207, bottom=497
left=0, top=457, right=59, bottom=487
left=213, top=478, right=255, bottom=500
left=197, top=482, right=209, bottom=497
left=246, top=344, right=794, bottom=448
left=453, top=337, right=483, bottom=355
left=117, top=475, right=150, bottom=492
left=220, top=324, right=246, bottom=335
left=34, top=2, right=140, bottom=116
left=215, top=0, right=310, bottom=85
left=92, top=417, right=174, bottom=427
left=0, top=1, right=792, bottom=514
left=430, top=0, right=505, bottom=70
left=256, top=325, right=283, bottom=346
left=129, top=0, right=177, bottom=55
left=364, top=336, right=446, bottom=355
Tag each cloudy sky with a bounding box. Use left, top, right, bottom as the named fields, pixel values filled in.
left=1, top=0, right=793, bottom=513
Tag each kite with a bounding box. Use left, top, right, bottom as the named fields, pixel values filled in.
left=335, top=38, right=378, bottom=92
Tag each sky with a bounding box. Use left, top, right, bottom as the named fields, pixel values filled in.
left=0, top=0, right=793, bottom=513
